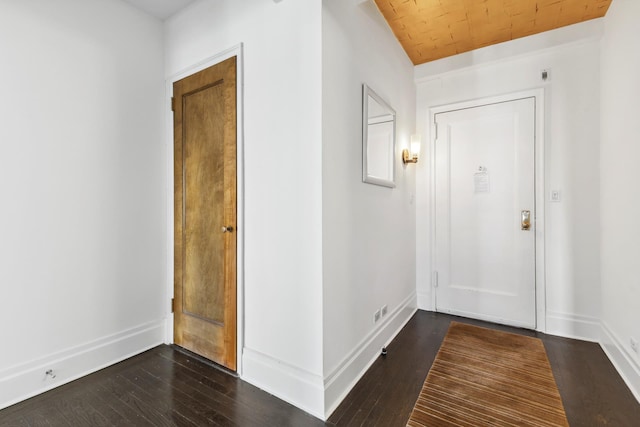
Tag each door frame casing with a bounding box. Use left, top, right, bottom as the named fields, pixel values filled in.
left=428, top=89, right=546, bottom=333
left=165, top=44, right=245, bottom=374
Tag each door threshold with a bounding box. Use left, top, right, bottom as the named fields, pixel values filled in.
left=171, top=344, right=239, bottom=378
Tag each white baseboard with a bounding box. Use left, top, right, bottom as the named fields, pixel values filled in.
left=416, top=291, right=431, bottom=311
left=600, top=322, right=640, bottom=403
left=241, top=348, right=325, bottom=420
left=545, top=311, right=601, bottom=342
left=323, top=292, right=418, bottom=420
left=0, top=320, right=166, bottom=410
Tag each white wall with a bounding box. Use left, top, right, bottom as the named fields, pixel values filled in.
left=600, top=0, right=640, bottom=400
left=322, top=0, right=417, bottom=417
left=415, top=21, right=603, bottom=339
left=164, top=0, right=326, bottom=418
left=0, top=0, right=165, bottom=408
left=6, top=0, right=632, bottom=418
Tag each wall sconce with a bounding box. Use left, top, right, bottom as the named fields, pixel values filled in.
left=403, top=134, right=421, bottom=164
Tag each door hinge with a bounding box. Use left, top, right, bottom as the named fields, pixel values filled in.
left=171, top=298, right=175, bottom=313
left=433, top=271, right=439, bottom=288
left=171, top=97, right=175, bottom=112
left=434, top=121, right=439, bottom=140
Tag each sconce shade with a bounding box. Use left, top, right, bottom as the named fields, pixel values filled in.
left=411, top=134, right=421, bottom=156
left=403, top=134, right=421, bottom=164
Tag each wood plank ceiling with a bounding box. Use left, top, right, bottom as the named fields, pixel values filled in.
left=374, top=0, right=612, bottom=65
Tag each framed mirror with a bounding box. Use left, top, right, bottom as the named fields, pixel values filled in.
left=362, top=84, right=396, bottom=188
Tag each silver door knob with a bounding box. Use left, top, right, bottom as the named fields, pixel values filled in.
left=221, top=226, right=234, bottom=233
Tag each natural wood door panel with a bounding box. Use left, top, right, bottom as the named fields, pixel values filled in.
left=174, top=56, right=237, bottom=370
left=183, top=82, right=226, bottom=323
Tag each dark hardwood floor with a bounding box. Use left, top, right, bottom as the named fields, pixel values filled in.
left=329, top=312, right=640, bottom=426
left=1, top=311, right=638, bottom=426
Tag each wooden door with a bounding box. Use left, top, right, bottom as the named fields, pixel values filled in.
left=173, top=57, right=237, bottom=370
left=434, top=97, right=536, bottom=328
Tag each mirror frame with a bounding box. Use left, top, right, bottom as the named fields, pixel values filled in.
left=362, top=84, right=396, bottom=188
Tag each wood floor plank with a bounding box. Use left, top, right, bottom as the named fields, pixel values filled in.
left=0, top=415, right=30, bottom=427
left=96, top=375, right=178, bottom=427
left=120, top=364, right=225, bottom=426
left=90, top=383, right=156, bottom=427
left=156, top=350, right=238, bottom=395
left=10, top=419, right=30, bottom=427
left=134, top=371, right=232, bottom=427
left=154, top=349, right=323, bottom=426
left=23, top=401, right=72, bottom=427
left=119, top=370, right=206, bottom=426
left=80, top=389, right=141, bottom=427
left=543, top=334, right=640, bottom=426
left=144, top=352, right=290, bottom=426
left=146, top=355, right=257, bottom=419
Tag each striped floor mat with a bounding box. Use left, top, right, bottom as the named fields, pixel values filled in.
left=407, top=322, right=569, bottom=426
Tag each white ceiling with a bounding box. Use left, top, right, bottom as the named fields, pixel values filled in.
left=121, top=0, right=198, bottom=20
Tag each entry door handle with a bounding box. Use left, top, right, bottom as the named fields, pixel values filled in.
left=521, top=210, right=531, bottom=231
left=221, top=226, right=234, bottom=233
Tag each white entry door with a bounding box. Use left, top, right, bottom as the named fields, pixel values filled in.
left=434, top=97, right=536, bottom=328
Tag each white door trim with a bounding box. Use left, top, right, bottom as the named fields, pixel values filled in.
left=165, top=44, right=245, bottom=375
left=428, top=89, right=546, bottom=333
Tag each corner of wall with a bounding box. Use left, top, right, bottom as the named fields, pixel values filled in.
left=545, top=311, right=601, bottom=342
left=0, top=320, right=165, bottom=410
left=600, top=322, right=640, bottom=403
left=416, top=291, right=432, bottom=311
left=241, top=349, right=326, bottom=420
left=240, top=293, right=418, bottom=422
left=322, top=293, right=417, bottom=420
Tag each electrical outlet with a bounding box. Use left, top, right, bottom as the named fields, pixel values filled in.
left=631, top=337, right=639, bottom=354
left=381, top=305, right=388, bottom=317
left=373, top=309, right=381, bottom=323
